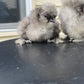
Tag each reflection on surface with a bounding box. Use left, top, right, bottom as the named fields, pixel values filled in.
left=16, top=43, right=83, bottom=81
left=0, top=0, right=20, bottom=23
left=1, top=40, right=84, bottom=84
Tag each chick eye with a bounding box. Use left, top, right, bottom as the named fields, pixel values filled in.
left=44, top=15, right=47, bottom=18
left=44, top=14, right=51, bottom=19
left=53, top=15, right=56, bottom=18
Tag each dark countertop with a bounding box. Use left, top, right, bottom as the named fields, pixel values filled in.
left=0, top=39, right=84, bottom=84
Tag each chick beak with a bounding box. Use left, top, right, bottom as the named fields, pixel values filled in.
left=50, top=19, right=56, bottom=23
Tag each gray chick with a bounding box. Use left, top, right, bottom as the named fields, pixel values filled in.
left=59, top=0, right=84, bottom=42
left=15, top=3, right=61, bottom=45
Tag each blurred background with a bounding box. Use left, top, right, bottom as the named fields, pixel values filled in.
left=0, top=0, right=61, bottom=42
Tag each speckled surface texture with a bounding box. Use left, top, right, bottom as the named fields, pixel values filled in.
left=0, top=39, right=84, bottom=84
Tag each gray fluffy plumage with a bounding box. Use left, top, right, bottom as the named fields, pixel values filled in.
left=59, top=0, right=84, bottom=42
left=15, top=3, right=61, bottom=45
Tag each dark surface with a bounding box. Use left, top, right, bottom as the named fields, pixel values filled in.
left=0, top=39, right=84, bottom=84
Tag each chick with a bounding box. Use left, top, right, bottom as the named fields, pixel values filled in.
left=15, top=3, right=61, bottom=45
left=59, top=0, right=84, bottom=42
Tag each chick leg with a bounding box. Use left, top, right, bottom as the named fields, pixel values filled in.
left=47, top=39, right=55, bottom=43
left=56, top=38, right=65, bottom=44
left=15, top=39, right=32, bottom=46
left=59, top=31, right=67, bottom=40
left=15, top=38, right=26, bottom=46
left=72, top=39, right=84, bottom=43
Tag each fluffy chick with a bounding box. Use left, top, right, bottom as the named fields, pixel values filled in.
left=15, top=3, right=61, bottom=45
left=59, top=0, right=84, bottom=42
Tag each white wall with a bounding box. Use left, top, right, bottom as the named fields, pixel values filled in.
left=25, top=0, right=32, bottom=16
